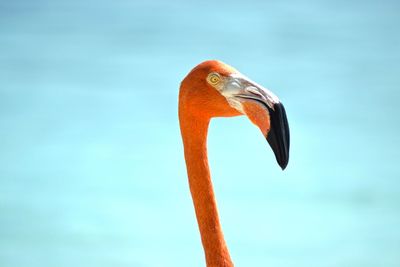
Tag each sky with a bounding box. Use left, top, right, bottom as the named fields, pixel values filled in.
left=0, top=0, right=399, bottom=266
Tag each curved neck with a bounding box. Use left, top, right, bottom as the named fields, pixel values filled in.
left=179, top=112, right=233, bottom=267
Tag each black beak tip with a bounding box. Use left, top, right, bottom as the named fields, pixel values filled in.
left=267, top=134, right=289, bottom=170
left=265, top=102, right=290, bottom=171
left=279, top=159, right=288, bottom=170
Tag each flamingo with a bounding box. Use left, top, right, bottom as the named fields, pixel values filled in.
left=179, top=60, right=290, bottom=267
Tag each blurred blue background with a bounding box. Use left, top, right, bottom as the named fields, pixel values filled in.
left=1, top=0, right=399, bottom=266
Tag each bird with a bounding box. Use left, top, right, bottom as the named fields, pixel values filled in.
left=179, top=60, right=290, bottom=267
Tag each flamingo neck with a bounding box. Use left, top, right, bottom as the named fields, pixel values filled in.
left=179, top=114, right=234, bottom=267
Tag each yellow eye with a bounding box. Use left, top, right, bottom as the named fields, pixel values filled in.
left=207, top=73, right=220, bottom=85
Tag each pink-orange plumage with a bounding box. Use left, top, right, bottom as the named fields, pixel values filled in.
left=179, top=60, right=290, bottom=266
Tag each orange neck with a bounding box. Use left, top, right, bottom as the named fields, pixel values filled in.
left=179, top=112, right=234, bottom=267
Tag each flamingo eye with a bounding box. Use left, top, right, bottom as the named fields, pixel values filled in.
left=207, top=73, right=221, bottom=85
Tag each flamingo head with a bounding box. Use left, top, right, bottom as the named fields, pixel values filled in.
left=179, top=60, right=290, bottom=170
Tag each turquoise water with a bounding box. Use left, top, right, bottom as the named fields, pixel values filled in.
left=1, top=0, right=399, bottom=266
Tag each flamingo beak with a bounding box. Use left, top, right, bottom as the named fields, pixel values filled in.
left=226, top=76, right=290, bottom=169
